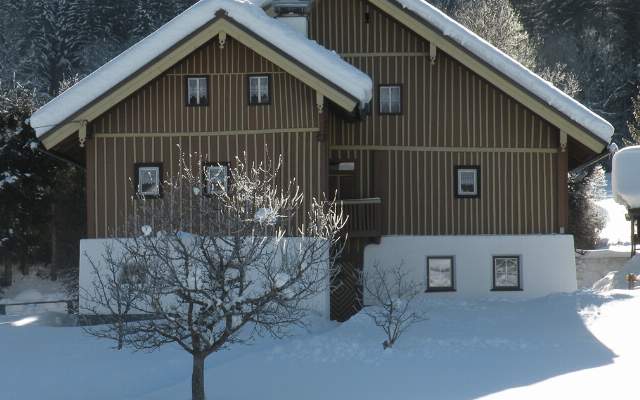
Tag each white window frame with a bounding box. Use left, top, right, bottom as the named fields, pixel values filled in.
left=427, top=256, right=455, bottom=292
left=187, top=77, right=208, bottom=106
left=137, top=165, right=161, bottom=197
left=205, top=163, right=229, bottom=195
left=249, top=75, right=270, bottom=105
left=456, top=167, right=480, bottom=198
left=379, top=85, right=401, bottom=114
left=493, top=256, right=522, bottom=290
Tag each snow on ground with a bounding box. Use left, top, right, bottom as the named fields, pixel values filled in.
left=597, top=198, right=629, bottom=246
left=0, top=272, right=68, bottom=314
left=1, top=289, right=639, bottom=400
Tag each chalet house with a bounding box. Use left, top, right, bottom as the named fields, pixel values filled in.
left=31, top=0, right=614, bottom=321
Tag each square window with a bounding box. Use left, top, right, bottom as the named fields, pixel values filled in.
left=493, top=256, right=521, bottom=290
left=379, top=85, right=401, bottom=114
left=205, top=163, right=229, bottom=195
left=186, top=77, right=208, bottom=106
left=136, top=164, right=162, bottom=198
left=249, top=76, right=270, bottom=105
left=455, top=166, right=480, bottom=198
left=427, top=257, right=455, bottom=291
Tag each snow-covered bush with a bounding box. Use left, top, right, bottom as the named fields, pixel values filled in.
left=83, top=150, right=345, bottom=400
left=361, top=264, right=426, bottom=350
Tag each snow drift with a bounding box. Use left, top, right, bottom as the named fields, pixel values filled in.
left=592, top=255, right=640, bottom=292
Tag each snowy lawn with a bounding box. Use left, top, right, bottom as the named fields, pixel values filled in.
left=1, top=289, right=639, bottom=399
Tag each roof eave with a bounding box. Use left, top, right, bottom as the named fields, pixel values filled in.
left=39, top=11, right=363, bottom=150
left=372, top=0, right=610, bottom=154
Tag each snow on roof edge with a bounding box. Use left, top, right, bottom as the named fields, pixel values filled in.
left=394, top=0, right=614, bottom=145
left=31, top=0, right=372, bottom=138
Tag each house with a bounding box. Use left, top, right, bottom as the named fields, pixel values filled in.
left=31, top=0, right=614, bottom=321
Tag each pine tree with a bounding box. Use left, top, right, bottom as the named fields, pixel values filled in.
left=26, top=0, right=91, bottom=95
left=0, top=79, right=53, bottom=275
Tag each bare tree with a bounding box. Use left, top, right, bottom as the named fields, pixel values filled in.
left=454, top=0, right=582, bottom=99
left=360, top=264, right=426, bottom=350
left=83, top=149, right=345, bottom=400
left=454, top=0, right=538, bottom=69
left=81, top=245, right=146, bottom=350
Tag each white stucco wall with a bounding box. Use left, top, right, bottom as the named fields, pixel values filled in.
left=79, top=238, right=331, bottom=318
left=363, top=235, right=578, bottom=302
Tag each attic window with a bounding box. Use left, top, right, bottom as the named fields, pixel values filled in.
left=249, top=75, right=270, bottom=105
left=186, top=77, right=208, bottom=106
left=379, top=85, right=401, bottom=114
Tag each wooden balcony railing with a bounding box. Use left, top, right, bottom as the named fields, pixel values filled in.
left=340, top=198, right=382, bottom=240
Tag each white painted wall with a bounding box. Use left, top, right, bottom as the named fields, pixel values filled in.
left=363, top=235, right=578, bottom=303
left=79, top=238, right=331, bottom=318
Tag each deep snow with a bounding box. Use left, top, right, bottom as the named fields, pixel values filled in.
left=1, top=289, right=639, bottom=400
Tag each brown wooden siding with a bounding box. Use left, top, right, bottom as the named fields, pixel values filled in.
left=92, top=37, right=319, bottom=134
left=86, top=37, right=324, bottom=238
left=311, top=0, right=561, bottom=235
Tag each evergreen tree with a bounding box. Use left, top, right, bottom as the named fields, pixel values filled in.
left=568, top=165, right=607, bottom=250
left=0, top=79, right=52, bottom=276
left=26, top=0, right=91, bottom=95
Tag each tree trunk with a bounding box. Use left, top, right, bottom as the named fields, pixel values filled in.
left=192, top=353, right=206, bottom=400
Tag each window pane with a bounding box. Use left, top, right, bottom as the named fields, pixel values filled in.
left=495, top=257, right=519, bottom=288
left=390, top=87, right=401, bottom=102
left=428, top=258, right=453, bottom=289
left=260, top=77, right=269, bottom=102
left=198, top=78, right=207, bottom=104
left=458, top=169, right=477, bottom=195
left=138, top=167, right=159, bottom=196
left=188, top=78, right=198, bottom=106
left=207, top=165, right=228, bottom=193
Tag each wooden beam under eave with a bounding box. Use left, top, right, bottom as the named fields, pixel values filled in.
left=557, top=131, right=569, bottom=234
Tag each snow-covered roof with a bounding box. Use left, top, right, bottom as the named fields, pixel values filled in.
left=393, top=0, right=614, bottom=144
left=31, top=0, right=373, bottom=138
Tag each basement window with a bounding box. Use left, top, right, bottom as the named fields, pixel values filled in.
left=186, top=76, right=208, bottom=106
left=427, top=257, right=455, bottom=292
left=249, top=75, right=270, bottom=105
left=379, top=85, right=401, bottom=114
left=135, top=164, right=162, bottom=198
left=493, top=256, right=522, bottom=291
left=455, top=166, right=480, bottom=198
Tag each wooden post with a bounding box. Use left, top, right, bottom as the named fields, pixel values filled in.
left=316, top=92, right=329, bottom=197
left=557, top=132, right=569, bottom=234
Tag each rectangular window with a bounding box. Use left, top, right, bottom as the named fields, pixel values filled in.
left=379, top=85, right=401, bottom=114
left=135, top=164, right=162, bottom=198
left=186, top=77, right=208, bottom=106
left=493, top=256, right=521, bottom=290
left=455, top=166, right=480, bottom=198
left=249, top=75, right=270, bottom=105
left=427, top=257, right=455, bottom=291
left=205, top=163, right=229, bottom=195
